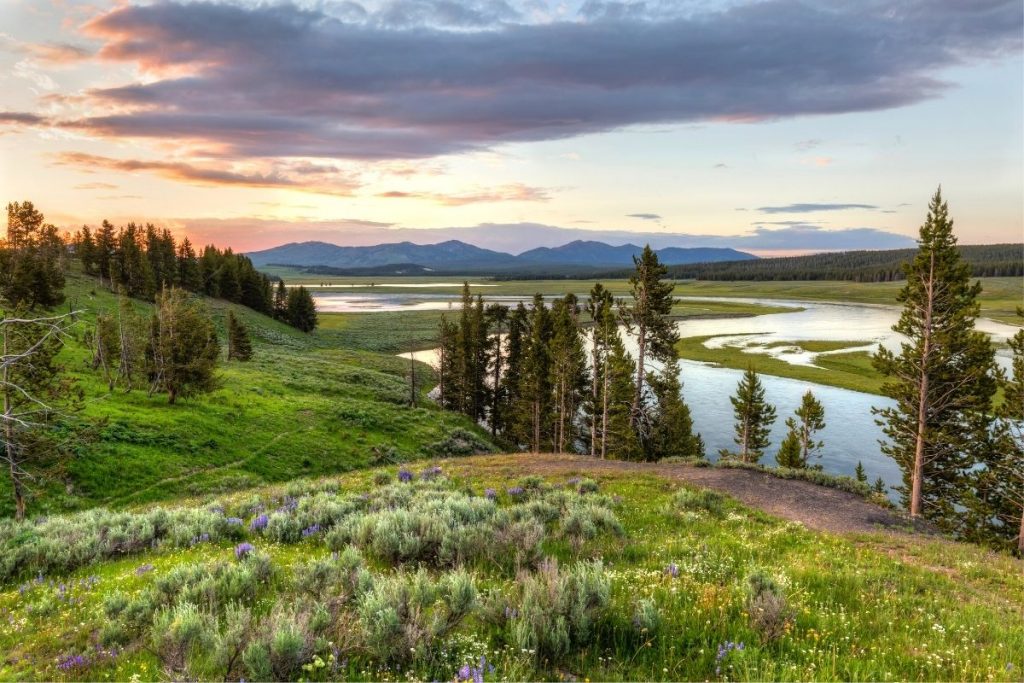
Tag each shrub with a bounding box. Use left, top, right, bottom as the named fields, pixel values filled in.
left=509, top=559, right=611, bottom=664
left=372, top=471, right=392, bottom=485
left=151, top=602, right=217, bottom=675
left=424, top=428, right=492, bottom=457
left=673, top=488, right=726, bottom=517
left=356, top=569, right=477, bottom=665
left=632, top=598, right=661, bottom=638
left=746, top=570, right=792, bottom=643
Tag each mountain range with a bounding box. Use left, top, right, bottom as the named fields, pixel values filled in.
left=246, top=239, right=756, bottom=272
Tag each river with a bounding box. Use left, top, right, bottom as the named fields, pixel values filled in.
left=340, top=292, right=1020, bottom=495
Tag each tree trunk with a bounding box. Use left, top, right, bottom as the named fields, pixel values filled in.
left=533, top=399, right=541, bottom=453
left=740, top=418, right=749, bottom=462
left=632, top=324, right=646, bottom=429
left=3, top=327, right=25, bottom=521
left=911, top=251, right=936, bottom=519
left=590, top=334, right=599, bottom=457
left=1018, top=505, right=1023, bottom=554
left=600, top=353, right=610, bottom=460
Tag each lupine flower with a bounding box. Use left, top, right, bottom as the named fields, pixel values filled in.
left=250, top=514, right=269, bottom=531
left=567, top=477, right=582, bottom=485
left=484, top=488, right=497, bottom=500
left=715, top=641, right=745, bottom=675
left=135, top=563, right=154, bottom=576
left=226, top=517, right=243, bottom=526
left=504, top=606, right=518, bottom=620
left=455, top=656, right=490, bottom=683
left=301, top=524, right=321, bottom=538
left=235, top=542, right=255, bottom=560
left=56, top=654, right=88, bottom=671
left=507, top=486, right=524, bottom=497
left=398, top=469, right=413, bottom=483
left=420, top=465, right=443, bottom=480
left=278, top=496, right=298, bottom=513
left=665, top=563, right=680, bottom=578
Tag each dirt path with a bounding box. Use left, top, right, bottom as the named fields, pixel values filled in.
left=453, top=453, right=919, bottom=536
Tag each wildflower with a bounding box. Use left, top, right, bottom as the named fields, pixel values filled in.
left=235, top=542, right=255, bottom=560
left=57, top=654, right=88, bottom=671
left=301, top=524, right=322, bottom=538
left=420, top=465, right=443, bottom=480
left=398, top=469, right=413, bottom=483
left=226, top=517, right=243, bottom=526
left=714, top=641, right=744, bottom=676
left=250, top=514, right=269, bottom=531
left=504, top=606, right=518, bottom=620
left=484, top=488, right=497, bottom=500
left=665, top=563, right=680, bottom=578
left=507, top=486, right=524, bottom=497
left=134, top=563, right=154, bottom=576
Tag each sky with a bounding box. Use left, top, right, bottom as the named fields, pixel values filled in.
left=0, top=0, right=1021, bottom=255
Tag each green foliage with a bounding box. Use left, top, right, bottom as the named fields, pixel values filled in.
left=873, top=189, right=998, bottom=525
left=0, top=201, right=66, bottom=310
left=776, top=391, right=826, bottom=469
left=227, top=310, right=254, bottom=361
left=722, top=366, right=777, bottom=463
left=746, top=570, right=792, bottom=643
left=673, top=488, right=725, bottom=517
left=148, top=287, right=220, bottom=404
left=286, top=286, right=318, bottom=333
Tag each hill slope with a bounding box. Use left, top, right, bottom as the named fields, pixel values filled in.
left=2, top=271, right=493, bottom=518
left=0, top=454, right=1020, bottom=681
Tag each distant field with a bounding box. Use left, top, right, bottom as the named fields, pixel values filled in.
left=268, top=268, right=1021, bottom=325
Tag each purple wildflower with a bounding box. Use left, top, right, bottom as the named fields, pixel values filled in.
left=301, top=524, right=322, bottom=538
left=420, top=465, right=443, bottom=480
left=484, top=488, right=497, bottom=500
left=226, top=517, right=243, bottom=526
left=715, top=641, right=745, bottom=676
left=135, top=563, right=154, bottom=576
left=250, top=514, right=269, bottom=531
left=665, top=563, right=680, bottom=578
left=56, top=654, right=88, bottom=671
left=455, top=656, right=489, bottom=683
left=507, top=486, right=524, bottom=497
left=235, top=542, right=255, bottom=560
left=398, top=469, right=413, bottom=483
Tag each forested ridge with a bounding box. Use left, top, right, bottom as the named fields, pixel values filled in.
left=658, top=243, right=1022, bottom=282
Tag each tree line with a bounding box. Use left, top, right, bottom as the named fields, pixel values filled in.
left=71, top=217, right=317, bottom=333
left=657, top=242, right=1023, bottom=282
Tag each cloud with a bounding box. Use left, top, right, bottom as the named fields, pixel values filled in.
left=627, top=213, right=662, bottom=220
left=48, top=0, right=1020, bottom=161
left=756, top=203, right=879, bottom=214
left=0, top=111, right=47, bottom=125
left=74, top=182, right=119, bottom=190
left=375, top=183, right=550, bottom=205
left=53, top=152, right=359, bottom=196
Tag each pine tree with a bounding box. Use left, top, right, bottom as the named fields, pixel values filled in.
left=585, top=284, right=615, bottom=457
left=437, top=315, right=459, bottom=411
left=621, top=246, right=678, bottom=429
left=501, top=303, right=528, bottom=445
left=1, top=307, right=80, bottom=520
left=549, top=294, right=587, bottom=454
left=146, top=288, right=220, bottom=404
left=76, top=226, right=97, bottom=276
left=485, top=304, right=509, bottom=437
left=967, top=307, right=1023, bottom=552
left=872, top=188, right=997, bottom=523
left=112, top=223, right=155, bottom=299
left=647, top=358, right=703, bottom=461
left=286, top=286, right=318, bottom=332
left=723, top=366, right=776, bottom=463
left=776, top=391, right=825, bottom=468
left=603, top=332, right=642, bottom=460
left=176, top=238, right=201, bottom=291
left=226, top=310, right=253, bottom=361
left=518, top=294, right=553, bottom=452
left=873, top=477, right=887, bottom=495
left=95, top=220, right=116, bottom=286
left=855, top=461, right=868, bottom=483
left=273, top=280, right=288, bottom=321
left=0, top=202, right=66, bottom=309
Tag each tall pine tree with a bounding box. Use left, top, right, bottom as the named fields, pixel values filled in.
left=776, top=390, right=825, bottom=469
left=723, top=366, right=776, bottom=463
left=872, top=188, right=997, bottom=523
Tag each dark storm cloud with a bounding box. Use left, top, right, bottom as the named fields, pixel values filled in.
left=61, top=0, right=1021, bottom=160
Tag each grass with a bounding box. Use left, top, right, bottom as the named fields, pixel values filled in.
left=1, top=456, right=1020, bottom=682
left=0, top=271, right=493, bottom=518
left=678, top=335, right=884, bottom=395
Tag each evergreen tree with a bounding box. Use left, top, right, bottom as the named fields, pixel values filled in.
left=549, top=294, right=587, bottom=454
left=112, top=223, right=155, bottom=298
left=176, top=238, right=201, bottom=291
left=1, top=307, right=80, bottom=520
left=603, top=331, right=642, bottom=460
left=723, top=366, right=776, bottom=463
left=776, top=391, right=825, bottom=469
left=0, top=202, right=66, bottom=309
left=967, top=307, right=1023, bottom=552
left=873, top=188, right=997, bottom=523
left=621, top=245, right=678, bottom=429
left=226, top=310, right=253, bottom=361
left=485, top=304, right=509, bottom=437
left=437, top=314, right=459, bottom=411
left=501, top=303, right=528, bottom=445
left=873, top=477, right=887, bottom=495
left=646, top=358, right=703, bottom=461
left=855, top=461, right=868, bottom=483
left=518, top=294, right=553, bottom=452
left=76, top=226, right=97, bottom=276
left=95, top=220, right=116, bottom=285
left=585, top=283, right=615, bottom=457
left=273, top=280, right=288, bottom=321
left=146, top=288, right=220, bottom=404
left=286, top=286, right=318, bottom=332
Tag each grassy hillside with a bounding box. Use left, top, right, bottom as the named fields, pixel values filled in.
left=0, top=272, right=493, bottom=518
left=1, top=456, right=1020, bottom=681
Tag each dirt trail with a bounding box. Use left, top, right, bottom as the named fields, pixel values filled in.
left=454, top=453, right=918, bottom=536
